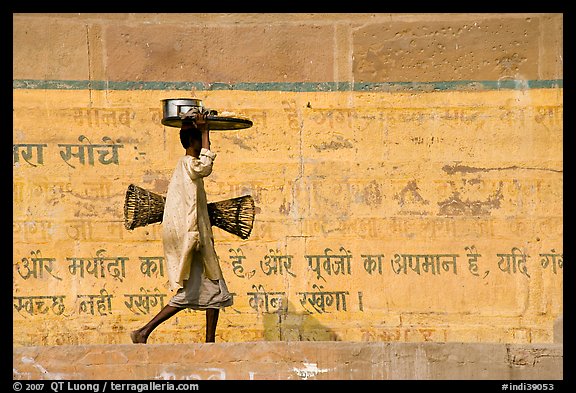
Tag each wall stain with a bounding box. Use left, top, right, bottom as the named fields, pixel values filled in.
left=442, top=163, right=562, bottom=174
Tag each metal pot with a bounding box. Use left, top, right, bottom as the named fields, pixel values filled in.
left=161, top=98, right=204, bottom=127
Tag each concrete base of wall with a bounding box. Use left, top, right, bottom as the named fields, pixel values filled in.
left=554, top=315, right=563, bottom=343
left=13, top=341, right=562, bottom=380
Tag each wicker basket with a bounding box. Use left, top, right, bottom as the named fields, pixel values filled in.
left=123, top=184, right=255, bottom=240
left=123, top=184, right=166, bottom=230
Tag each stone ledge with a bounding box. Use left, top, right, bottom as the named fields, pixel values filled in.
left=13, top=341, right=562, bottom=380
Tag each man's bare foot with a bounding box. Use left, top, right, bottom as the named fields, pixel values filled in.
left=130, top=330, right=147, bottom=344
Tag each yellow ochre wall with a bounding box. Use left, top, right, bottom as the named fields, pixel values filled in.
left=13, top=13, right=563, bottom=346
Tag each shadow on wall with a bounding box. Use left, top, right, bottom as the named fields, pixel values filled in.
left=261, top=299, right=338, bottom=341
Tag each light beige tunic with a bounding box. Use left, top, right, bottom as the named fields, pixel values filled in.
left=162, top=148, right=223, bottom=292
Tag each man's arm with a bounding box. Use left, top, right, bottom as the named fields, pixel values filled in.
left=195, top=113, right=211, bottom=150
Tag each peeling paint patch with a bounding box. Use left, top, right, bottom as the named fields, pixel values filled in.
left=507, top=347, right=559, bottom=368
left=313, top=135, right=353, bottom=152
left=21, top=356, right=70, bottom=380
left=155, top=367, right=226, bottom=380
left=221, top=134, right=254, bottom=151
left=13, top=368, right=31, bottom=379
left=394, top=180, right=429, bottom=206
left=437, top=182, right=503, bottom=216
left=293, top=362, right=329, bottom=380
left=363, top=180, right=382, bottom=206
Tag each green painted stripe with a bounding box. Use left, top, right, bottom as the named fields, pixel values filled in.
left=13, top=79, right=563, bottom=92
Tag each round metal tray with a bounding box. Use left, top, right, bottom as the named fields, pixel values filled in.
left=161, top=115, right=253, bottom=130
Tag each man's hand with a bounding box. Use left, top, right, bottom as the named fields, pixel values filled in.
left=195, top=112, right=210, bottom=132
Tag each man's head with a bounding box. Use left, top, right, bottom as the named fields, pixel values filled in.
left=180, top=123, right=202, bottom=156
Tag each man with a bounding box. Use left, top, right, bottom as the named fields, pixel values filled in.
left=131, top=115, right=233, bottom=344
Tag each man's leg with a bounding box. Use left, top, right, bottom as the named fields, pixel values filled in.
left=131, top=305, right=183, bottom=344
left=205, top=308, right=220, bottom=343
